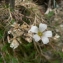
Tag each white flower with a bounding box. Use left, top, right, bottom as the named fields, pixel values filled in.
left=10, top=39, right=19, bottom=49
left=28, top=23, right=52, bottom=44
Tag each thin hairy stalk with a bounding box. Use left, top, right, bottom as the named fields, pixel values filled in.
left=33, top=41, right=51, bottom=62
left=37, top=43, right=51, bottom=62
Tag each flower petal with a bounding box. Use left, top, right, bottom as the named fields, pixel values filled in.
left=41, top=37, right=49, bottom=44
left=43, top=31, right=52, bottom=37
left=39, top=23, right=47, bottom=32
left=28, top=26, right=38, bottom=33
left=33, top=34, right=40, bottom=42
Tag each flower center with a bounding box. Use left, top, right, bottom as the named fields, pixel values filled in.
left=38, top=31, right=42, bottom=37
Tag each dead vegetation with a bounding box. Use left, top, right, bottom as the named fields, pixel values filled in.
left=0, top=0, right=63, bottom=63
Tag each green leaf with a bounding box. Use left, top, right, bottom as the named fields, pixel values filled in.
left=45, top=11, right=54, bottom=19
left=22, top=17, right=30, bottom=24
left=52, top=60, right=60, bottom=63
left=11, top=19, right=15, bottom=24
left=0, top=58, right=3, bottom=63
left=58, top=51, right=63, bottom=59
left=47, top=11, right=54, bottom=17
left=2, top=43, right=9, bottom=51
left=0, top=29, right=4, bottom=39
left=11, top=58, right=19, bottom=63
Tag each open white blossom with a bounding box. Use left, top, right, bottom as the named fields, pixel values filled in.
left=28, top=23, right=52, bottom=44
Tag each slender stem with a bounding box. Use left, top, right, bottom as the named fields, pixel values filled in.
left=37, top=43, right=51, bottom=62
left=33, top=41, right=51, bottom=62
